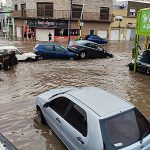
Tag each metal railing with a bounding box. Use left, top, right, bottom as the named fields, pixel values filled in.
left=12, top=9, right=112, bottom=22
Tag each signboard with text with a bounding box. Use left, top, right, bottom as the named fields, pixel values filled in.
left=27, top=19, right=68, bottom=29
left=137, top=8, right=150, bottom=36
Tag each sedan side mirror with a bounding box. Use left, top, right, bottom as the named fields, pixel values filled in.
left=43, top=103, right=49, bottom=108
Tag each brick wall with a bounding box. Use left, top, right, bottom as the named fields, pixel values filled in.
left=12, top=0, right=113, bottom=13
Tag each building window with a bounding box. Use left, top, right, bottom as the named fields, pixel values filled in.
left=100, top=7, right=109, bottom=20
left=55, top=29, right=79, bottom=36
left=14, top=5, right=18, bottom=10
left=72, top=4, right=82, bottom=19
left=129, top=9, right=136, bottom=17
left=115, top=16, right=123, bottom=22
left=21, top=3, right=26, bottom=17
left=37, top=3, right=53, bottom=17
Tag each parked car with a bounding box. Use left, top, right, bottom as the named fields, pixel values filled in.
left=36, top=87, right=150, bottom=150
left=68, top=40, right=113, bottom=59
left=0, top=50, right=17, bottom=70
left=34, top=43, right=78, bottom=60
left=85, top=35, right=108, bottom=45
left=0, top=46, right=37, bottom=61
left=0, top=133, right=17, bottom=150
left=129, top=50, right=150, bottom=74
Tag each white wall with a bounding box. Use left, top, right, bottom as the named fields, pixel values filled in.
left=36, top=29, right=54, bottom=41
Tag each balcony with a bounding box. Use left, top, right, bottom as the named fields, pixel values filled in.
left=12, top=9, right=112, bottom=22
left=126, top=23, right=136, bottom=29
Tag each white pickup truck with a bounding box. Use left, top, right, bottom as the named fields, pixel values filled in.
left=0, top=46, right=37, bottom=61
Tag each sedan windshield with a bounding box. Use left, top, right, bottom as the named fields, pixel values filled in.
left=101, top=108, right=150, bottom=149
left=139, top=51, right=150, bottom=64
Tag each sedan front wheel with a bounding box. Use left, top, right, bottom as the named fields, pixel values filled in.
left=79, top=51, right=86, bottom=59
left=37, top=108, right=46, bottom=124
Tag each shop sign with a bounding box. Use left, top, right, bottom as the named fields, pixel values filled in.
left=28, top=19, right=68, bottom=28
left=137, top=9, right=150, bottom=36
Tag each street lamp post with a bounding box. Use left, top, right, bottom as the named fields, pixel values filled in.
left=68, top=0, right=73, bottom=44
left=79, top=0, right=86, bottom=39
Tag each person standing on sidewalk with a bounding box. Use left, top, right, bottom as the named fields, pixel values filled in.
left=48, top=32, right=52, bottom=42
left=24, top=32, right=27, bottom=40
left=28, top=32, right=31, bottom=40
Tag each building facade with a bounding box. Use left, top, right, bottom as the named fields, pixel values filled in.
left=12, top=0, right=113, bottom=41
left=111, top=0, right=150, bottom=41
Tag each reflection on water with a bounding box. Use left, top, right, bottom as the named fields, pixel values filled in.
left=0, top=40, right=150, bottom=149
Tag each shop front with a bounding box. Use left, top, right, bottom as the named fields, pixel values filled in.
left=27, top=19, right=79, bottom=42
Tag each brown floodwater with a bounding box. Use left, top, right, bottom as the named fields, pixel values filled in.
left=0, top=40, right=150, bottom=150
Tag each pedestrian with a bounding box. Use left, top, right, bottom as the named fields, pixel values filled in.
left=24, top=32, right=27, bottom=40
left=148, top=43, right=150, bottom=50
left=60, top=30, right=63, bottom=36
left=28, top=32, right=31, bottom=40
left=32, top=32, right=36, bottom=41
left=48, top=32, right=52, bottom=42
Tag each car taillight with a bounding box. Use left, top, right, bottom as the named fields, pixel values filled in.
left=71, top=43, right=78, bottom=48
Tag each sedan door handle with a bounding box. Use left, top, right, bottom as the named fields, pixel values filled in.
left=56, top=117, right=61, bottom=123
left=77, top=137, right=84, bottom=144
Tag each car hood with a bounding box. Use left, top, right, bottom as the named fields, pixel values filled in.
left=0, top=133, right=17, bottom=150
left=23, top=52, right=36, bottom=57
left=37, top=87, right=77, bottom=102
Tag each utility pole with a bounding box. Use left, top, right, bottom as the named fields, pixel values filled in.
left=68, top=0, right=73, bottom=44
left=79, top=0, right=86, bottom=39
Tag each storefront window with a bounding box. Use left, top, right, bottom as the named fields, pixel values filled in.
left=54, top=29, right=79, bottom=36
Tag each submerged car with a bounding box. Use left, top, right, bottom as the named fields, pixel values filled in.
left=129, top=50, right=150, bottom=74
left=0, top=50, right=17, bottom=70
left=85, top=35, right=108, bottom=45
left=0, top=46, right=37, bottom=61
left=34, top=43, right=77, bottom=60
left=68, top=40, right=113, bottom=59
left=0, top=133, right=17, bottom=150
left=36, top=87, right=150, bottom=150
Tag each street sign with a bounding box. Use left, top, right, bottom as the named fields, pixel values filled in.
left=80, top=22, right=84, bottom=26
left=136, top=8, right=150, bottom=36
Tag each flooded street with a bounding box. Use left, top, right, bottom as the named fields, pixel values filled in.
left=0, top=40, right=150, bottom=150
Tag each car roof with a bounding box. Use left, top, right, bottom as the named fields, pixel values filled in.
left=75, top=40, right=96, bottom=45
left=67, top=87, right=133, bottom=117
left=38, top=42, right=60, bottom=46
left=0, top=46, right=17, bottom=50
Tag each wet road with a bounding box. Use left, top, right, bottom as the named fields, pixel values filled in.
left=0, top=40, right=150, bottom=150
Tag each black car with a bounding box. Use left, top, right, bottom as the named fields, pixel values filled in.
left=68, top=40, right=113, bottom=59
left=129, top=50, right=150, bottom=74
left=0, top=133, right=17, bottom=150
left=85, top=35, right=108, bottom=45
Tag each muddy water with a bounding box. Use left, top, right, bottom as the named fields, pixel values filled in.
left=0, top=40, right=150, bottom=150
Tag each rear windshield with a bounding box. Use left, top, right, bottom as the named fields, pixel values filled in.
left=75, top=41, right=87, bottom=46
left=139, top=51, right=150, bottom=64
left=100, top=108, right=150, bottom=149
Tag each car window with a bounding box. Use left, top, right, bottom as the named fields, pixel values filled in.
left=97, top=46, right=104, bottom=51
left=88, top=43, right=98, bottom=49
left=100, top=108, right=150, bottom=149
left=49, top=97, right=71, bottom=116
left=55, top=46, right=67, bottom=52
left=46, top=45, right=54, bottom=51
left=139, top=51, right=150, bottom=63
left=65, top=104, right=87, bottom=137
